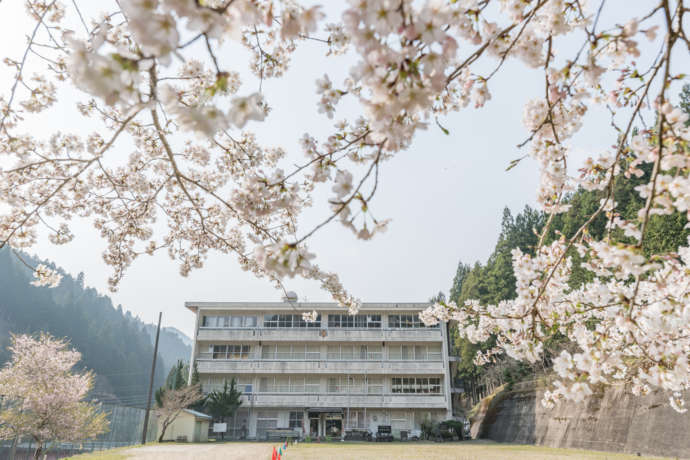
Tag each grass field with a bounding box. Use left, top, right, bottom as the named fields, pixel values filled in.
left=66, top=441, right=677, bottom=460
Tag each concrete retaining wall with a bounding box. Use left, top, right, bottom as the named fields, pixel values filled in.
left=476, top=381, right=690, bottom=459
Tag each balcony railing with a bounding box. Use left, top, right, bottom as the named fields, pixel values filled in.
left=196, top=327, right=443, bottom=342
left=198, top=390, right=449, bottom=409
left=197, top=352, right=442, bottom=362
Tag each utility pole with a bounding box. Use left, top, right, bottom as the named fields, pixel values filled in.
left=142, top=312, right=162, bottom=444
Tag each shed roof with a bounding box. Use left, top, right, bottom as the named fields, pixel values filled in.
left=182, top=409, right=212, bottom=420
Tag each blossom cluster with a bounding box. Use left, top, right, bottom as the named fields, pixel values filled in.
left=1, top=0, right=689, bottom=412
left=0, top=334, right=108, bottom=444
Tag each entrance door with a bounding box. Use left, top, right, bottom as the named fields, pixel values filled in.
left=310, top=418, right=319, bottom=437
left=325, top=417, right=342, bottom=438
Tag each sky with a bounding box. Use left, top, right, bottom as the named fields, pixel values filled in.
left=0, top=1, right=682, bottom=338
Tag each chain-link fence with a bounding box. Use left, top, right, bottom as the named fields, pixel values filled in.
left=0, top=403, right=157, bottom=460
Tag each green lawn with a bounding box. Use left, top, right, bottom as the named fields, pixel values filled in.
left=65, top=440, right=678, bottom=460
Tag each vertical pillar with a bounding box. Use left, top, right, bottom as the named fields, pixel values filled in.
left=440, top=323, right=453, bottom=418
left=188, top=308, right=200, bottom=384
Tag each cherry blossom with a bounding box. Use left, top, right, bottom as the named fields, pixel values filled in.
left=0, top=334, right=108, bottom=459
left=1, top=0, right=690, bottom=413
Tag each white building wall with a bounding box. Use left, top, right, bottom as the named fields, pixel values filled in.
left=188, top=302, right=451, bottom=440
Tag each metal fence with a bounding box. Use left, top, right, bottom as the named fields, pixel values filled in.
left=0, top=404, right=157, bottom=460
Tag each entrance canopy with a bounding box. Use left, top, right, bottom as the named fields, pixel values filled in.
left=308, top=408, right=343, bottom=415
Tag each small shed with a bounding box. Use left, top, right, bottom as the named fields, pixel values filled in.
left=158, top=409, right=212, bottom=443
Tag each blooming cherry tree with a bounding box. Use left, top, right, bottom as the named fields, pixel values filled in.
left=1, top=0, right=689, bottom=410
left=0, top=334, right=108, bottom=459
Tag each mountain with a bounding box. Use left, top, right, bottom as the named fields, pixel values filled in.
left=144, top=324, right=192, bottom=373
left=0, top=247, right=167, bottom=407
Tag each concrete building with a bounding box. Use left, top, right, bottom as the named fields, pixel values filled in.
left=186, top=301, right=453, bottom=440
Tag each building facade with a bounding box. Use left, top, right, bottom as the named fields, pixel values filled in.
left=186, top=301, right=453, bottom=440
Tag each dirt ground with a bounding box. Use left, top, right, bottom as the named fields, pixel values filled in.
left=109, top=441, right=674, bottom=460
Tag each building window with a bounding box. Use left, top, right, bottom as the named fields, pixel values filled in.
left=259, top=376, right=310, bottom=393
left=387, top=315, right=439, bottom=329
left=209, top=344, right=251, bottom=359
left=202, top=315, right=256, bottom=328
left=289, top=412, right=304, bottom=430
left=328, top=314, right=381, bottom=328
left=262, top=343, right=320, bottom=360
left=367, top=377, right=383, bottom=394
left=388, top=344, right=441, bottom=361
left=305, top=377, right=320, bottom=393
left=263, top=314, right=321, bottom=328
left=325, top=344, right=381, bottom=360
left=390, top=377, right=442, bottom=394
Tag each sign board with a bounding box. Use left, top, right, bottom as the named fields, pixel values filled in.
left=213, top=423, right=227, bottom=433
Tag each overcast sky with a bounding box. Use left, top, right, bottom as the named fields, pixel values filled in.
left=0, top=1, right=682, bottom=338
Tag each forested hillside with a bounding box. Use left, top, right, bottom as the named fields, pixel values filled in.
left=449, top=87, right=690, bottom=404
left=0, top=247, right=190, bottom=406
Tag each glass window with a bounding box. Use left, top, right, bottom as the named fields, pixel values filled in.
left=392, top=377, right=402, bottom=393
left=305, top=377, right=320, bottom=393
left=264, top=314, right=278, bottom=328
left=290, top=376, right=305, bottom=393
left=368, top=315, right=381, bottom=328
left=289, top=411, right=304, bottom=429
left=328, top=377, right=341, bottom=393
left=367, top=377, right=383, bottom=394
left=245, top=316, right=257, bottom=327
left=231, top=316, right=243, bottom=327
left=388, top=315, right=399, bottom=328
left=308, top=314, right=321, bottom=327
left=212, top=345, right=227, bottom=359
left=414, top=345, right=426, bottom=361
left=276, top=344, right=291, bottom=359
left=306, top=344, right=320, bottom=360
left=327, top=345, right=340, bottom=360
left=430, top=378, right=441, bottom=394
left=341, top=345, right=354, bottom=360
left=389, top=345, right=401, bottom=360
left=401, top=345, right=411, bottom=360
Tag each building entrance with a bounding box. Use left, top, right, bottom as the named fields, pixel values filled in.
left=309, top=418, right=319, bottom=437
left=325, top=415, right=342, bottom=438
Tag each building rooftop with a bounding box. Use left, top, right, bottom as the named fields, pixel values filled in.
left=185, top=301, right=431, bottom=313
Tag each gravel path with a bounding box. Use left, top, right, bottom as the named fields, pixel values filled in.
left=117, top=441, right=672, bottom=460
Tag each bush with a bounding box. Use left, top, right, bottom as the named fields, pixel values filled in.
left=440, top=420, right=464, bottom=440
left=420, top=420, right=435, bottom=440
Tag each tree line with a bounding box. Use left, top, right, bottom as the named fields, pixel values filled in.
left=448, top=86, right=690, bottom=406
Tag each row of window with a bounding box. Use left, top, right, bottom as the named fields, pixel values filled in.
left=202, top=315, right=257, bottom=328
left=327, top=314, right=381, bottom=328
left=391, top=377, right=441, bottom=394
left=202, top=343, right=441, bottom=361
left=209, top=344, right=251, bottom=359
left=263, top=314, right=322, bottom=328
left=261, top=343, right=321, bottom=360
left=210, top=375, right=442, bottom=394
left=200, top=313, right=438, bottom=329
left=259, top=376, right=321, bottom=393
left=388, top=344, right=442, bottom=361
left=326, top=344, right=383, bottom=361
left=388, top=315, right=437, bottom=328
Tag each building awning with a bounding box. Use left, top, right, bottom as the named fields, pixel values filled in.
left=307, top=408, right=343, bottom=414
